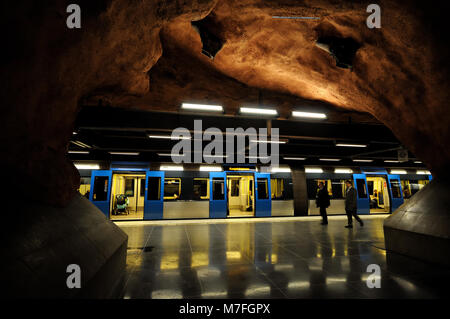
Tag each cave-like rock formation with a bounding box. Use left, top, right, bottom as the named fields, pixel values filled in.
left=1, top=0, right=449, bottom=207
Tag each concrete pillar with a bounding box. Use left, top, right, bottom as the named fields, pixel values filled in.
left=290, top=166, right=309, bottom=216
left=3, top=194, right=128, bottom=298
left=384, top=179, right=450, bottom=266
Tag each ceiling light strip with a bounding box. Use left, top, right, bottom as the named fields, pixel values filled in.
left=181, top=103, right=223, bottom=112
left=292, top=111, right=327, bottom=119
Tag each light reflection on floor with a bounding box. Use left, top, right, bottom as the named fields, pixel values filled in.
left=118, top=216, right=450, bottom=299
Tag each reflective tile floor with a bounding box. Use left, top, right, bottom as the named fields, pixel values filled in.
left=118, top=216, right=450, bottom=299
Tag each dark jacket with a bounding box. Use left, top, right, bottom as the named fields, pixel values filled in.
left=345, top=187, right=357, bottom=211
left=316, top=187, right=330, bottom=208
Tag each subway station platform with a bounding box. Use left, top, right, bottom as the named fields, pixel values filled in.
left=118, top=215, right=450, bottom=299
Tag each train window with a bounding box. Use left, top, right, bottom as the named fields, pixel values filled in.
left=212, top=178, right=225, bottom=200
left=271, top=179, right=284, bottom=199
left=331, top=180, right=347, bottom=199
left=257, top=178, right=269, bottom=199
left=409, top=180, right=418, bottom=195
left=147, top=177, right=161, bottom=200
left=306, top=179, right=317, bottom=199
left=230, top=179, right=240, bottom=196
left=285, top=179, right=294, bottom=200
left=193, top=178, right=209, bottom=200
left=390, top=179, right=402, bottom=198
left=367, top=181, right=374, bottom=195
left=408, top=179, right=429, bottom=196
left=419, top=180, right=430, bottom=188
left=318, top=180, right=332, bottom=196
left=164, top=178, right=181, bottom=200
left=124, top=179, right=135, bottom=197
left=92, top=176, right=108, bottom=201
left=401, top=180, right=412, bottom=198
left=356, top=179, right=368, bottom=198
left=140, top=178, right=145, bottom=197
left=306, top=179, right=334, bottom=199
left=78, top=177, right=91, bottom=197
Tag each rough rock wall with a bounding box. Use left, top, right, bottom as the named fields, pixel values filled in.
left=1, top=0, right=218, bottom=206
left=1, top=0, right=449, bottom=207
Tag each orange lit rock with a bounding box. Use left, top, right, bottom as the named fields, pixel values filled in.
left=1, top=0, right=449, bottom=206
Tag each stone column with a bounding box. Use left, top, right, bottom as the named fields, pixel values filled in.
left=290, top=166, right=309, bottom=216
left=384, top=179, right=450, bottom=266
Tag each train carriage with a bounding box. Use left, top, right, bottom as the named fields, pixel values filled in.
left=78, top=162, right=432, bottom=221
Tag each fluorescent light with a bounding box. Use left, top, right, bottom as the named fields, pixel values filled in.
left=109, top=152, right=140, bottom=156
left=390, top=169, right=407, bottom=175
left=246, top=155, right=270, bottom=159
left=199, top=166, right=222, bottom=172
left=334, top=168, right=353, bottom=174
left=319, top=158, right=341, bottom=162
left=271, top=167, right=291, bottom=173
left=250, top=139, right=287, bottom=144
left=283, top=157, right=306, bottom=160
left=68, top=150, right=89, bottom=154
left=160, top=165, right=184, bottom=171
left=240, top=107, right=278, bottom=116
left=416, top=170, right=431, bottom=175
left=336, top=143, right=367, bottom=148
left=385, top=160, right=400, bottom=163
left=72, top=132, right=77, bottom=135
left=204, top=154, right=228, bottom=158
left=158, top=153, right=226, bottom=158
left=148, top=134, right=191, bottom=140
left=305, top=167, right=323, bottom=173
left=71, top=140, right=91, bottom=148
left=74, top=163, right=100, bottom=170
left=292, top=111, right=327, bottom=119
left=181, top=103, right=223, bottom=112
left=352, top=159, right=374, bottom=163
left=158, top=153, right=177, bottom=157
left=414, top=161, right=422, bottom=164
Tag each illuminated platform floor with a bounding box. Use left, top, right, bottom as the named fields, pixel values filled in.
left=118, top=215, right=450, bottom=299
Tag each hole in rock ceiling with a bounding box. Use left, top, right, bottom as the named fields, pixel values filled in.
left=191, top=18, right=224, bottom=60
left=315, top=36, right=361, bottom=69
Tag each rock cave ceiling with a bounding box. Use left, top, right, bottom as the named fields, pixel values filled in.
left=2, top=0, right=450, bottom=205
left=84, top=0, right=450, bottom=176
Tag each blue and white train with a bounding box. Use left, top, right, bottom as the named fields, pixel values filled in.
left=76, top=162, right=432, bottom=221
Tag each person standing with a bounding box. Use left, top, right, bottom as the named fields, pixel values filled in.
left=316, top=182, right=330, bottom=225
left=345, top=180, right=364, bottom=228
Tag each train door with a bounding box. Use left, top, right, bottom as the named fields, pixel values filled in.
left=110, top=173, right=146, bottom=220
left=387, top=174, right=404, bottom=211
left=144, top=171, right=164, bottom=220
left=89, top=170, right=112, bottom=217
left=366, top=175, right=391, bottom=213
left=255, top=173, right=271, bottom=217
left=209, top=172, right=227, bottom=218
left=352, top=174, right=370, bottom=215
left=226, top=174, right=255, bottom=217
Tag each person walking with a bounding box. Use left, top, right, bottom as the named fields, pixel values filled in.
left=345, top=180, right=364, bottom=228
left=316, top=182, right=330, bottom=225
